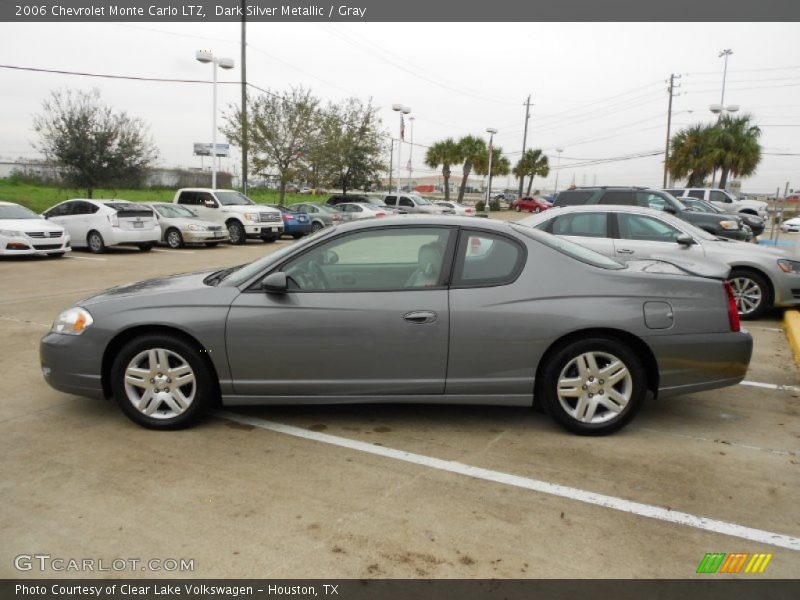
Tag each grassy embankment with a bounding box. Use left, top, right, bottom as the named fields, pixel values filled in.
left=0, top=180, right=321, bottom=213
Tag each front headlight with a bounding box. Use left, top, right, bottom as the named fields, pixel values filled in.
left=0, top=229, right=24, bottom=237
left=186, top=224, right=208, bottom=232
left=719, top=220, right=740, bottom=230
left=51, top=307, right=93, bottom=335
left=778, top=259, right=800, bottom=274
left=243, top=212, right=260, bottom=222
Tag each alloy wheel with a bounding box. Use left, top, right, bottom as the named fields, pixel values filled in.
left=730, top=276, right=762, bottom=316
left=556, top=351, right=632, bottom=424
left=123, top=348, right=196, bottom=420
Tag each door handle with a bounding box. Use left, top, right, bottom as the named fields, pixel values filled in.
left=403, top=310, right=438, bottom=324
left=617, top=248, right=635, bottom=254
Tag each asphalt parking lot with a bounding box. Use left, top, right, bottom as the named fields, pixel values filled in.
left=1, top=224, right=799, bottom=579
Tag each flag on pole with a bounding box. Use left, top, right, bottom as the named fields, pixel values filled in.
left=400, top=115, right=405, bottom=141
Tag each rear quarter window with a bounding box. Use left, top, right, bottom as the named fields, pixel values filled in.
left=553, top=191, right=595, bottom=206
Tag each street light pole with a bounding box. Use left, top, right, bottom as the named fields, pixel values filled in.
left=553, top=148, right=563, bottom=195
left=518, top=95, right=531, bottom=198
left=663, top=73, right=680, bottom=188
left=719, top=48, right=732, bottom=108
left=391, top=104, right=410, bottom=194
left=196, top=50, right=234, bottom=189
left=485, top=128, right=497, bottom=214
left=408, top=116, right=415, bottom=189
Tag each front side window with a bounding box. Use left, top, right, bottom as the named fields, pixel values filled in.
left=196, top=193, right=217, bottom=206
left=617, top=213, right=683, bottom=243
left=45, top=202, right=72, bottom=217
left=452, top=231, right=524, bottom=287
left=551, top=213, right=609, bottom=238
left=280, top=227, right=452, bottom=292
left=710, top=190, right=732, bottom=204
left=399, top=197, right=414, bottom=208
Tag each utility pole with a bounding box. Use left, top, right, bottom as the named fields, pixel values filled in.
left=388, top=138, right=394, bottom=191
left=663, top=73, right=680, bottom=188
left=518, top=94, right=531, bottom=198
left=240, top=1, right=248, bottom=194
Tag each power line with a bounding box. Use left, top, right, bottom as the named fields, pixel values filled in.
left=0, top=63, right=220, bottom=84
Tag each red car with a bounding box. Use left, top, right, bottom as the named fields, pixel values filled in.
left=511, top=197, right=551, bottom=213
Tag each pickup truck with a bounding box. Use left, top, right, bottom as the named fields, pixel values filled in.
left=665, top=188, right=768, bottom=219
left=173, top=188, right=283, bottom=245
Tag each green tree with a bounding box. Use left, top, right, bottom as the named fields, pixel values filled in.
left=474, top=145, right=509, bottom=202
left=224, top=86, right=319, bottom=204
left=455, top=135, right=486, bottom=202
left=666, top=124, right=717, bottom=187
left=424, top=138, right=461, bottom=201
left=32, top=88, right=157, bottom=198
left=712, top=114, right=762, bottom=189
left=316, top=98, right=385, bottom=194
left=513, top=148, right=550, bottom=197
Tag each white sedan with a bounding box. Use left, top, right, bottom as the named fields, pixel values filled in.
left=435, top=201, right=475, bottom=216
left=334, top=202, right=388, bottom=221
left=43, top=199, right=161, bottom=253
left=0, top=201, right=70, bottom=258
left=780, top=217, right=800, bottom=233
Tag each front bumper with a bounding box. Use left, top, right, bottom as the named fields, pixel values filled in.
left=647, top=330, right=753, bottom=398
left=40, top=331, right=106, bottom=400
left=183, top=229, right=229, bottom=243
left=244, top=223, right=283, bottom=238
left=0, top=234, right=71, bottom=256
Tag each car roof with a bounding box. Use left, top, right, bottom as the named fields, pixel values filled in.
left=336, top=214, right=510, bottom=231
left=523, top=204, right=679, bottom=219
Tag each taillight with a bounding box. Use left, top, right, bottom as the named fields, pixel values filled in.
left=466, top=208, right=474, bottom=213
left=376, top=212, right=386, bottom=217
left=332, top=214, right=341, bottom=221
left=283, top=214, right=295, bottom=221
left=108, top=214, right=119, bottom=227
left=723, top=281, right=740, bottom=332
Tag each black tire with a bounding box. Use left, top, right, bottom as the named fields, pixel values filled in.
left=137, top=243, right=155, bottom=252
left=87, top=230, right=105, bottom=254
left=166, top=228, right=184, bottom=249
left=514, top=205, right=521, bottom=212
left=261, top=235, right=277, bottom=244
left=533, top=207, right=541, bottom=214
left=292, top=233, right=305, bottom=240
left=110, top=334, right=216, bottom=430
left=540, top=337, right=646, bottom=436
left=47, top=252, right=65, bottom=258
left=227, top=220, right=246, bottom=245
left=204, top=242, right=220, bottom=248
left=729, top=269, right=771, bottom=320
left=311, top=221, right=324, bottom=232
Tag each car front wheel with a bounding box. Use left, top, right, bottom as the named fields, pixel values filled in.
left=540, top=337, right=646, bottom=435
left=110, top=334, right=215, bottom=429
left=87, top=231, right=105, bottom=254
left=166, top=228, right=184, bottom=249
left=729, top=269, right=771, bottom=320
left=227, top=221, right=246, bottom=245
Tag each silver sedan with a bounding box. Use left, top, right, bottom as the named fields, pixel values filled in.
left=40, top=216, right=751, bottom=435
left=146, top=203, right=229, bottom=248
left=521, top=204, right=800, bottom=319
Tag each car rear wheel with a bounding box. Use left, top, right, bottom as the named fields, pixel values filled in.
left=729, top=269, right=771, bottom=320
left=227, top=221, right=246, bottom=245
left=311, top=222, right=323, bottom=232
left=166, top=228, right=184, bottom=249
left=533, top=207, right=541, bottom=213
left=110, top=334, right=215, bottom=429
left=87, top=231, right=105, bottom=254
left=540, top=337, right=646, bottom=435
left=514, top=205, right=521, bottom=212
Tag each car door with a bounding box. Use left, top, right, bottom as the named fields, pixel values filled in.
left=190, top=192, right=219, bottom=221
left=43, top=201, right=78, bottom=243
left=613, top=212, right=705, bottom=260
left=709, top=190, right=735, bottom=212
left=446, top=229, right=530, bottom=395
left=399, top=197, right=416, bottom=213
left=549, top=212, right=616, bottom=256
left=225, top=226, right=454, bottom=397
left=68, top=201, right=95, bottom=242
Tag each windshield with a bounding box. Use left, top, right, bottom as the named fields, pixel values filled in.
left=154, top=204, right=197, bottom=218
left=215, top=191, right=254, bottom=206
left=224, top=226, right=338, bottom=286
left=509, top=223, right=625, bottom=270
left=0, top=204, right=39, bottom=219
left=682, top=198, right=720, bottom=214
left=660, top=191, right=688, bottom=211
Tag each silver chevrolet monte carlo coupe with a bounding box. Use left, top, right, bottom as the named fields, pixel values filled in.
left=40, top=216, right=752, bottom=435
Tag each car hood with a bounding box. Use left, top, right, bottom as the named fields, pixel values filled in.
left=0, top=218, right=64, bottom=232
left=705, top=237, right=786, bottom=258
left=624, top=257, right=730, bottom=280
left=79, top=270, right=215, bottom=306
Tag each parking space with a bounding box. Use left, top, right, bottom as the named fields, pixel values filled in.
left=1, top=230, right=799, bottom=579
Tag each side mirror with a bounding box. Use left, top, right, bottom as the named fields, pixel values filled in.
left=204, top=200, right=217, bottom=208
left=676, top=234, right=695, bottom=246
left=663, top=205, right=676, bottom=215
left=261, top=272, right=288, bottom=293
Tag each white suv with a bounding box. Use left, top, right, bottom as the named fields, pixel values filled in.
left=173, top=189, right=283, bottom=244
left=666, top=188, right=768, bottom=218
left=43, top=199, right=160, bottom=253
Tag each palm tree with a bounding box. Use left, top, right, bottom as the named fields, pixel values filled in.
left=513, top=148, right=550, bottom=196
left=424, top=138, right=461, bottom=201
left=455, top=135, right=486, bottom=203
left=667, top=124, right=717, bottom=187
left=712, top=114, right=762, bottom=189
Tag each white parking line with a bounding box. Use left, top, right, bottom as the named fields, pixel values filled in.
left=151, top=249, right=196, bottom=254
left=215, top=410, right=800, bottom=551
left=741, top=380, right=800, bottom=393
left=65, top=255, right=107, bottom=261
